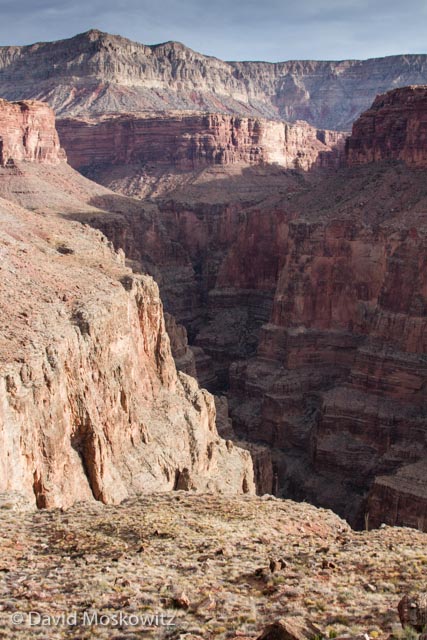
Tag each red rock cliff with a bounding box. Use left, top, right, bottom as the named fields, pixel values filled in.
left=57, top=112, right=345, bottom=174
left=346, top=86, right=427, bottom=167
left=0, top=98, right=65, bottom=166
left=0, top=98, right=255, bottom=509
left=227, top=168, right=427, bottom=529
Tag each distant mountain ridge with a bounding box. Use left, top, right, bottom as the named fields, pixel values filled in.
left=0, top=29, right=427, bottom=128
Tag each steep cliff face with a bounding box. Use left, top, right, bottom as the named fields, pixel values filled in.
left=57, top=112, right=345, bottom=176
left=1, top=29, right=427, bottom=129
left=0, top=99, right=255, bottom=509
left=347, top=85, right=427, bottom=167
left=229, top=207, right=427, bottom=527
left=0, top=98, right=64, bottom=166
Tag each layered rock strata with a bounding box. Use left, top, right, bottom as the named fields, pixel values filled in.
left=57, top=112, right=345, bottom=175
left=53, top=86, right=427, bottom=528
left=99, top=88, right=427, bottom=528
left=0, top=98, right=64, bottom=166
left=347, top=85, right=427, bottom=167
left=229, top=210, right=427, bottom=528
left=1, top=29, right=427, bottom=129
left=4, top=84, right=427, bottom=530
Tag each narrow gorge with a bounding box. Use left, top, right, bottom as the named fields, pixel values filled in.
left=52, top=85, right=427, bottom=531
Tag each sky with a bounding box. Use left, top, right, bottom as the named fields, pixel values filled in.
left=0, top=0, right=425, bottom=62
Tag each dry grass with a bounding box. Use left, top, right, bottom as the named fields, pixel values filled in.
left=0, top=492, right=425, bottom=639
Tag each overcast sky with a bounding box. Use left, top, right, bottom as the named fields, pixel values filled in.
left=0, top=0, right=425, bottom=61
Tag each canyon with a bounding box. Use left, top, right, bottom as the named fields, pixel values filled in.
left=0, top=29, right=427, bottom=536
left=51, top=86, right=427, bottom=531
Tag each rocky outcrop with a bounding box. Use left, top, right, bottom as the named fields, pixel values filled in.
left=368, top=461, right=427, bottom=530
left=2, top=30, right=427, bottom=129
left=57, top=112, right=345, bottom=174
left=347, top=86, right=427, bottom=167
left=256, top=617, right=321, bottom=640
left=398, top=594, right=427, bottom=631
left=0, top=98, right=255, bottom=509
left=0, top=98, right=64, bottom=166
left=164, top=312, right=197, bottom=378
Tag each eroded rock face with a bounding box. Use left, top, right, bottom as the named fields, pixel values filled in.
left=57, top=113, right=345, bottom=175
left=164, top=312, right=197, bottom=378
left=0, top=98, right=255, bottom=508
left=227, top=170, right=427, bottom=526
left=4, top=81, right=427, bottom=530
left=2, top=29, right=427, bottom=129
left=93, top=89, right=427, bottom=528
left=232, top=171, right=426, bottom=522
left=71, top=156, right=427, bottom=528
left=368, top=461, right=427, bottom=530
left=0, top=202, right=255, bottom=508
left=347, top=86, right=427, bottom=167
left=0, top=98, right=64, bottom=166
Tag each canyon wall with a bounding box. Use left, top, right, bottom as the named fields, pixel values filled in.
left=0, top=98, right=255, bottom=509
left=1, top=30, right=427, bottom=129
left=346, top=85, right=427, bottom=167
left=0, top=98, right=64, bottom=166
left=57, top=113, right=345, bottom=174
left=224, top=90, right=427, bottom=529
left=229, top=215, right=427, bottom=528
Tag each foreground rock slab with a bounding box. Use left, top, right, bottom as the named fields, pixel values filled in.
left=398, top=593, right=427, bottom=632
left=256, top=617, right=321, bottom=640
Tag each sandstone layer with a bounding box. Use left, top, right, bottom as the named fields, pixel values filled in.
left=1, top=30, right=427, bottom=129
left=57, top=112, right=345, bottom=177
left=0, top=98, right=255, bottom=508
